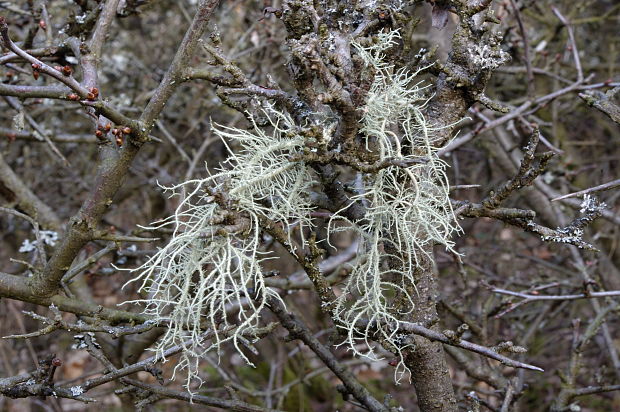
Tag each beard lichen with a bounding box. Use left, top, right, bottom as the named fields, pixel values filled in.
left=124, top=106, right=315, bottom=389
left=329, top=30, right=460, bottom=381
left=125, top=29, right=460, bottom=387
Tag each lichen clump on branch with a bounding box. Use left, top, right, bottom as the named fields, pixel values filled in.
left=125, top=30, right=459, bottom=386
left=331, top=30, right=460, bottom=380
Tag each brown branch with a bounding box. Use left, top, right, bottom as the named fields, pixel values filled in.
left=0, top=16, right=140, bottom=139
left=551, top=7, right=584, bottom=82
left=0, top=271, right=148, bottom=323
left=3, top=96, right=69, bottom=165
left=0, top=46, right=63, bottom=65
left=88, top=0, right=120, bottom=63
left=482, top=126, right=553, bottom=208
left=28, top=0, right=221, bottom=297
left=190, top=42, right=311, bottom=120
left=396, top=321, right=544, bottom=372
left=139, top=0, right=221, bottom=128
left=0, top=83, right=71, bottom=99
left=579, top=88, right=620, bottom=125
left=497, top=66, right=573, bottom=84
left=259, top=217, right=336, bottom=312
left=438, top=80, right=613, bottom=156
left=79, top=324, right=278, bottom=393
left=123, top=378, right=284, bottom=412
left=454, top=201, right=536, bottom=220
left=0, top=127, right=97, bottom=143
left=2, top=309, right=156, bottom=339
left=0, top=356, right=94, bottom=402
left=570, top=384, right=620, bottom=398
left=0, top=17, right=92, bottom=97
left=552, top=303, right=620, bottom=410
left=0, top=372, right=36, bottom=392
left=493, top=288, right=620, bottom=302
left=73, top=0, right=121, bottom=137
left=267, top=296, right=390, bottom=412
left=510, top=0, right=535, bottom=97
left=455, top=200, right=601, bottom=251
left=61, top=243, right=117, bottom=283
left=536, top=179, right=620, bottom=226
left=444, top=346, right=508, bottom=389
left=1, top=381, right=95, bottom=402
left=265, top=240, right=358, bottom=290
left=295, top=151, right=427, bottom=173
left=552, top=178, right=620, bottom=201
left=81, top=329, right=217, bottom=391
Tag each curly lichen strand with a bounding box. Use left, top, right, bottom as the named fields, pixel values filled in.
left=330, top=30, right=460, bottom=382
left=125, top=30, right=460, bottom=387
left=123, top=105, right=314, bottom=388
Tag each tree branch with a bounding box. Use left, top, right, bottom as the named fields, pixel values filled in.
left=268, top=297, right=390, bottom=412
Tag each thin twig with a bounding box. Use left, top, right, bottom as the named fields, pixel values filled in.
left=268, top=297, right=390, bottom=412
left=62, top=243, right=117, bottom=283
left=123, top=378, right=284, bottom=412
left=0, top=206, right=46, bottom=264
left=510, top=0, right=535, bottom=97
left=551, top=7, right=584, bottom=82
left=396, top=321, right=544, bottom=372
left=493, top=288, right=620, bottom=301
left=552, top=178, right=620, bottom=201
left=3, top=96, right=69, bottom=165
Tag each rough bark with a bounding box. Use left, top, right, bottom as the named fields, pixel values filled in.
left=404, top=256, right=458, bottom=412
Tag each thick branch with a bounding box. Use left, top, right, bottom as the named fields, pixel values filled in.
left=139, top=0, right=221, bottom=128
left=0, top=272, right=147, bottom=323
left=28, top=0, right=221, bottom=296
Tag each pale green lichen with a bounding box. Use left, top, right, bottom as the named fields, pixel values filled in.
left=124, top=106, right=315, bottom=389
left=330, top=30, right=460, bottom=381
left=126, top=29, right=460, bottom=387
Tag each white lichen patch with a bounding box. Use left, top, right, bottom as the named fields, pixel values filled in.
left=70, top=386, right=84, bottom=396
left=580, top=194, right=606, bottom=214
left=469, top=43, right=509, bottom=70
left=541, top=194, right=606, bottom=249
left=124, top=106, right=315, bottom=389
left=19, top=230, right=58, bottom=253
